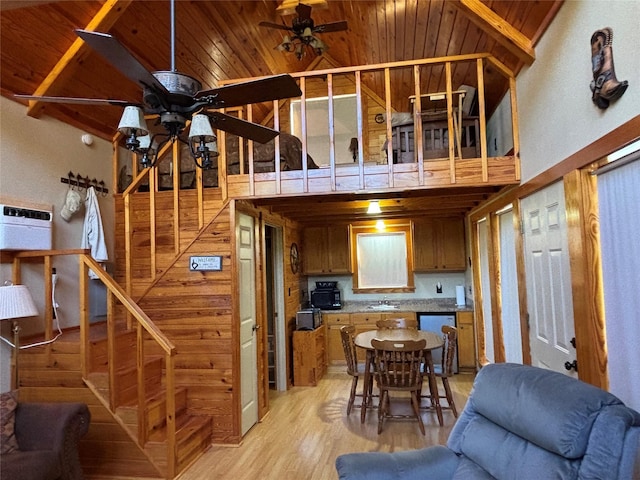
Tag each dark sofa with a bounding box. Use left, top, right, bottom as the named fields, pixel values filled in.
left=1, top=401, right=90, bottom=480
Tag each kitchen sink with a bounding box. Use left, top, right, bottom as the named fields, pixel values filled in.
left=368, top=304, right=399, bottom=311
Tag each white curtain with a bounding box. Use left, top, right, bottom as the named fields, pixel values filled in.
left=498, top=209, right=523, bottom=363
left=597, top=155, right=640, bottom=411
left=357, top=232, right=407, bottom=288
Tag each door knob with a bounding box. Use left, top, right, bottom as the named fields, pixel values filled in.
left=570, top=337, right=576, bottom=348
left=564, top=360, right=578, bottom=372
left=252, top=324, right=261, bottom=332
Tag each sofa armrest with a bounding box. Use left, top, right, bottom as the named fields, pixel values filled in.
left=15, top=402, right=90, bottom=480
left=336, top=446, right=460, bottom=480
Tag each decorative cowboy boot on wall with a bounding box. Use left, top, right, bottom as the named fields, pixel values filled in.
left=590, top=27, right=628, bottom=109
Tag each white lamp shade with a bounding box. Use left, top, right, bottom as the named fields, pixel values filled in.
left=189, top=114, right=216, bottom=142
left=117, top=106, right=149, bottom=136
left=137, top=134, right=156, bottom=153
left=367, top=200, right=382, bottom=214
left=0, top=285, right=38, bottom=320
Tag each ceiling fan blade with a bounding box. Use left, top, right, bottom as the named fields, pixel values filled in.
left=315, top=21, right=348, bottom=33
left=14, top=94, right=135, bottom=107
left=195, top=74, right=301, bottom=107
left=295, top=4, right=312, bottom=21
left=204, top=111, right=279, bottom=144
left=258, top=21, right=292, bottom=32
left=75, top=29, right=169, bottom=95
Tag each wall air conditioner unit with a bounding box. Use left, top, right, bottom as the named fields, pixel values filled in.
left=0, top=204, right=52, bottom=250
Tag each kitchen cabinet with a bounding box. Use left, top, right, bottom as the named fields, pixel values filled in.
left=324, top=313, right=352, bottom=365
left=413, top=217, right=466, bottom=271
left=293, top=324, right=327, bottom=386
left=303, top=225, right=351, bottom=275
left=325, top=311, right=418, bottom=365
left=456, top=311, right=476, bottom=371
left=350, top=312, right=382, bottom=336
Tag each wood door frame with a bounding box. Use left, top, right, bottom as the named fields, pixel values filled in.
left=468, top=114, right=640, bottom=387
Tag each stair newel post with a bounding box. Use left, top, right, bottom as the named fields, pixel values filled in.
left=79, top=256, right=90, bottom=378
left=166, top=353, right=177, bottom=478
left=136, top=321, right=148, bottom=445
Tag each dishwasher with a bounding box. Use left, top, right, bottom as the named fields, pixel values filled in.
left=418, top=313, right=458, bottom=373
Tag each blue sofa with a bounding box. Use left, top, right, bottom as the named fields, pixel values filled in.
left=336, top=363, right=640, bottom=479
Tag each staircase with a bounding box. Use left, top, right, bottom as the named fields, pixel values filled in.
left=19, top=318, right=212, bottom=479
left=12, top=177, right=232, bottom=477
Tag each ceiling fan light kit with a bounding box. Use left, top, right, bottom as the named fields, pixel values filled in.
left=16, top=0, right=302, bottom=171
left=261, top=3, right=347, bottom=60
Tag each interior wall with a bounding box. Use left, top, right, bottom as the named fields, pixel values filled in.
left=517, top=0, right=640, bottom=183
left=308, top=271, right=466, bottom=304
left=0, top=96, right=115, bottom=393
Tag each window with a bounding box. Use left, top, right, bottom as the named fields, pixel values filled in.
left=290, top=94, right=357, bottom=166
left=351, top=222, right=415, bottom=293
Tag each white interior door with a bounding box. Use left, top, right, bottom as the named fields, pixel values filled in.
left=498, top=208, right=523, bottom=363
left=238, top=213, right=258, bottom=435
left=521, top=182, right=576, bottom=375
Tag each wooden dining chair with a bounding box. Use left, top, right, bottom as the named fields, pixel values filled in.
left=371, top=338, right=426, bottom=434
left=375, top=318, right=418, bottom=329
left=340, top=325, right=371, bottom=415
left=421, top=325, right=458, bottom=417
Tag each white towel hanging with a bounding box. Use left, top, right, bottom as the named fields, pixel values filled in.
left=81, top=186, right=108, bottom=278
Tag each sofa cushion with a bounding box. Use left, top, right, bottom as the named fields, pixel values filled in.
left=0, top=449, right=61, bottom=480
left=457, top=363, right=622, bottom=459
left=336, top=446, right=460, bottom=479
left=458, top=414, right=580, bottom=479
left=0, top=390, right=19, bottom=454
left=451, top=457, right=496, bottom=480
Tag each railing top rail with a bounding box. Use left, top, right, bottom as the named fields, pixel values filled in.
left=218, top=52, right=506, bottom=85
left=80, top=255, right=176, bottom=355
left=10, top=249, right=176, bottom=356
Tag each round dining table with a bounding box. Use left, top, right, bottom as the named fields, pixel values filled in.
left=354, top=329, right=445, bottom=426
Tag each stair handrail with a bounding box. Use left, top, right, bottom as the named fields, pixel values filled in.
left=8, top=249, right=178, bottom=478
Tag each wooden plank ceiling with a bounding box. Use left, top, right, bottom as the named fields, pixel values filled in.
left=0, top=0, right=561, bottom=223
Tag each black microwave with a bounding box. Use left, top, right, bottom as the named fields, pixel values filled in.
left=311, top=286, right=342, bottom=310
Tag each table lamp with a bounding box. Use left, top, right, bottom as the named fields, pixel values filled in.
left=0, top=284, right=39, bottom=389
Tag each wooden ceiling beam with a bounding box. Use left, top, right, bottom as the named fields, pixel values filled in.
left=26, top=0, right=133, bottom=118
left=455, top=0, right=536, bottom=65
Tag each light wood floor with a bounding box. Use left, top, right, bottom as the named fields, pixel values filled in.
left=177, top=370, right=474, bottom=480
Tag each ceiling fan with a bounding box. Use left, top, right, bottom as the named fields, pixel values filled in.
left=259, top=3, right=348, bottom=60
left=15, top=0, right=302, bottom=169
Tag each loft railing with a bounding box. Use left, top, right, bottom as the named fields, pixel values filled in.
left=8, top=249, right=178, bottom=478
left=113, top=53, right=520, bottom=287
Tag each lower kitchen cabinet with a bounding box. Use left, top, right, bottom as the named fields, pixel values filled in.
left=324, top=313, right=351, bottom=366
left=293, top=324, right=327, bottom=386
left=324, top=311, right=417, bottom=365
left=456, top=311, right=476, bottom=371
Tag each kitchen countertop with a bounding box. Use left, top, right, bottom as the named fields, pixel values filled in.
left=323, top=298, right=473, bottom=314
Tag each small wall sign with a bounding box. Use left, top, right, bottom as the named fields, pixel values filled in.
left=190, top=255, right=222, bottom=271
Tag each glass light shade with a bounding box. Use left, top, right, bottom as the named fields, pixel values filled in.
left=302, top=27, right=313, bottom=39
left=189, top=114, right=216, bottom=142
left=117, top=106, right=149, bottom=136
left=0, top=285, right=38, bottom=320
left=367, top=200, right=382, bottom=214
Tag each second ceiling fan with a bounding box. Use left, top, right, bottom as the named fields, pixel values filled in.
left=260, top=3, right=348, bottom=60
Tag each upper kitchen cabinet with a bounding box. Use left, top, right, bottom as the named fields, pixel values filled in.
left=413, top=218, right=466, bottom=271
left=303, top=225, right=351, bottom=275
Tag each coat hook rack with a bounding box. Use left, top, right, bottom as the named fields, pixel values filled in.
left=60, top=171, right=109, bottom=196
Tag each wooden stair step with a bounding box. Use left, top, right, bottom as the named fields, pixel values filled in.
left=146, top=414, right=212, bottom=474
